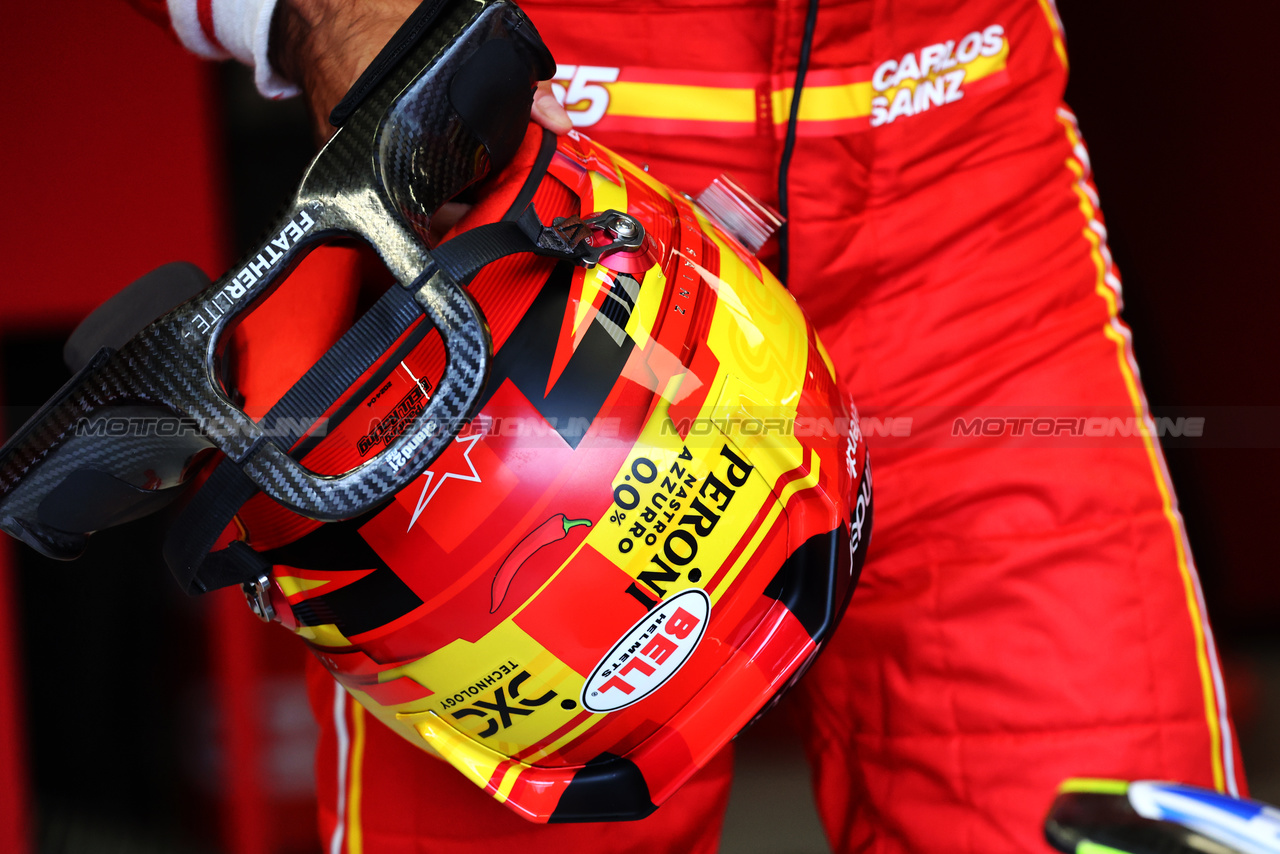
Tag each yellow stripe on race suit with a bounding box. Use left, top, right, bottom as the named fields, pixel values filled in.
left=1037, top=0, right=1070, bottom=70
left=771, top=81, right=872, bottom=124
left=347, top=701, right=366, bottom=854
left=1058, top=113, right=1234, bottom=796
left=609, top=81, right=758, bottom=123
left=600, top=43, right=1009, bottom=126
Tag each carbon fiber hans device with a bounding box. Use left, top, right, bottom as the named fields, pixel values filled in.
left=0, top=0, right=555, bottom=583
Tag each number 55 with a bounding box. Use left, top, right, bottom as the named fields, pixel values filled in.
left=550, top=65, right=620, bottom=128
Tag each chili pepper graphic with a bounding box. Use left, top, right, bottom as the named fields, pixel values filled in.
left=490, top=514, right=592, bottom=613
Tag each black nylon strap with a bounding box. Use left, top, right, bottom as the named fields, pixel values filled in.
left=255, top=285, right=421, bottom=453
left=165, top=281, right=424, bottom=593
left=503, top=129, right=558, bottom=221
left=163, top=462, right=260, bottom=594
left=164, top=215, right=554, bottom=594
left=197, top=541, right=274, bottom=594
left=429, top=208, right=546, bottom=284
left=288, top=318, right=437, bottom=463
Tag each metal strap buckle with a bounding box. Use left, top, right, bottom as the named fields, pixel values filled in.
left=242, top=573, right=277, bottom=623
left=535, top=210, right=645, bottom=267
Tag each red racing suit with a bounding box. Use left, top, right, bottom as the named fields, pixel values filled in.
left=135, top=0, right=1247, bottom=851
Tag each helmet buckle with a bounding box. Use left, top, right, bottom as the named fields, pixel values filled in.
left=242, top=573, right=278, bottom=623
left=537, top=210, right=646, bottom=267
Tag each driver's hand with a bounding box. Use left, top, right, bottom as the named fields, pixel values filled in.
left=270, top=0, right=572, bottom=142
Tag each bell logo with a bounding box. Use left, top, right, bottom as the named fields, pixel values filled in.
left=581, top=588, right=710, bottom=713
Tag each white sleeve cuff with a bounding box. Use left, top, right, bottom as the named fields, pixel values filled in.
left=166, top=0, right=301, bottom=99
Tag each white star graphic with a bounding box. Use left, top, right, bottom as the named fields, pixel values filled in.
left=406, top=431, right=484, bottom=531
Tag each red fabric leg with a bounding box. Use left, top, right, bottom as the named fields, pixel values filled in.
left=308, top=658, right=734, bottom=854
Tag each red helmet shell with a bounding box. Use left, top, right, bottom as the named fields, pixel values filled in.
left=240, top=128, right=872, bottom=822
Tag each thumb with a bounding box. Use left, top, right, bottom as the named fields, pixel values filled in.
left=532, top=81, right=572, bottom=134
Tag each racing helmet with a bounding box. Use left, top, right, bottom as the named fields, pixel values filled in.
left=234, top=125, right=873, bottom=822
left=0, top=0, right=871, bottom=823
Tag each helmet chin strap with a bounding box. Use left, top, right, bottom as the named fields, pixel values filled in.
left=165, top=200, right=647, bottom=596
